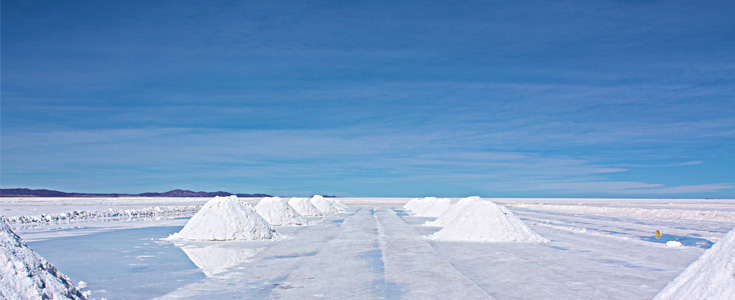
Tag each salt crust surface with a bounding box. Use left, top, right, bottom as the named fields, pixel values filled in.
left=166, top=196, right=277, bottom=241
left=0, top=218, right=87, bottom=300
left=429, top=201, right=547, bottom=243
left=288, top=197, right=323, bottom=217
left=424, top=196, right=483, bottom=227
left=254, top=197, right=306, bottom=226
left=654, top=226, right=735, bottom=300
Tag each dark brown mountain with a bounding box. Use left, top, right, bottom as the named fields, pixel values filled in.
left=0, top=188, right=270, bottom=198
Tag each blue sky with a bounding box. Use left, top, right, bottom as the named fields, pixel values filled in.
left=2, top=0, right=734, bottom=197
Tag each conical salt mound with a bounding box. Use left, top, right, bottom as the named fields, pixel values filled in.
left=310, top=195, right=339, bottom=215
left=429, top=201, right=546, bottom=243
left=425, top=196, right=483, bottom=226
left=412, top=197, right=454, bottom=217
left=288, top=197, right=323, bottom=217
left=654, top=226, right=735, bottom=300
left=167, top=196, right=277, bottom=241
left=255, top=197, right=306, bottom=226
left=0, top=217, right=87, bottom=300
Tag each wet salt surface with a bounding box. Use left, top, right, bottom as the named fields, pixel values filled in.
left=27, top=225, right=206, bottom=300
left=17, top=204, right=734, bottom=299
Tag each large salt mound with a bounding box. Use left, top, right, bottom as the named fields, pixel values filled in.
left=255, top=197, right=306, bottom=226
left=411, top=197, right=454, bottom=217
left=429, top=201, right=546, bottom=243
left=288, top=197, right=324, bottom=217
left=424, top=196, right=483, bottom=227
left=1, top=218, right=87, bottom=300
left=654, top=226, right=735, bottom=300
left=310, top=195, right=339, bottom=215
left=167, top=196, right=277, bottom=241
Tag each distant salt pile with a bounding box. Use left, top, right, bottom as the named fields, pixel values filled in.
left=424, top=196, right=483, bottom=227
left=328, top=198, right=348, bottom=212
left=654, top=226, right=735, bottom=300
left=288, top=197, right=324, bottom=217
left=167, top=196, right=277, bottom=241
left=403, top=197, right=424, bottom=211
left=0, top=218, right=87, bottom=300
left=255, top=197, right=306, bottom=226
left=310, top=195, right=339, bottom=215
left=429, top=201, right=546, bottom=243
left=411, top=197, right=454, bottom=217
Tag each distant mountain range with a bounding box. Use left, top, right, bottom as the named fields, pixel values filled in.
left=0, top=188, right=271, bottom=198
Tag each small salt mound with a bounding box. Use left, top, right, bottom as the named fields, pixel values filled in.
left=310, top=195, right=339, bottom=215
left=167, top=196, right=277, bottom=241
left=255, top=197, right=306, bottom=226
left=412, top=198, right=454, bottom=217
left=429, top=201, right=546, bottom=243
left=0, top=218, right=87, bottom=300
left=654, top=227, right=735, bottom=300
left=425, top=196, right=483, bottom=226
left=288, top=197, right=324, bottom=217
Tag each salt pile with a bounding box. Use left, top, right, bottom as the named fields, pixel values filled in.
left=288, top=197, right=323, bottom=217
left=429, top=201, right=546, bottom=243
left=255, top=197, right=306, bottom=226
left=410, top=197, right=454, bottom=218
left=403, top=197, right=423, bottom=211
left=167, top=196, right=277, bottom=241
left=654, top=226, right=735, bottom=300
left=424, top=196, right=483, bottom=227
left=0, top=217, right=87, bottom=300
left=328, top=198, right=348, bottom=211
left=310, top=195, right=339, bottom=215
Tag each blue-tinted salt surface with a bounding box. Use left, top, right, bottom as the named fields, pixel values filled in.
left=27, top=225, right=205, bottom=300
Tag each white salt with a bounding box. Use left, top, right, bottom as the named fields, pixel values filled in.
left=0, top=217, right=87, bottom=300
left=255, top=197, right=306, bottom=226
left=654, top=227, right=735, bottom=300
left=166, top=196, right=277, bottom=241
left=429, top=201, right=546, bottom=243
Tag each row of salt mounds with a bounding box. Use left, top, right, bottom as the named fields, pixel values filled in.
left=288, top=197, right=323, bottom=217
left=409, top=197, right=454, bottom=217
left=255, top=197, right=306, bottom=226
left=0, top=217, right=87, bottom=300
left=310, top=195, right=340, bottom=215
left=424, top=196, right=483, bottom=227
left=166, top=196, right=277, bottom=241
left=653, top=226, right=735, bottom=300
left=429, top=201, right=547, bottom=243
